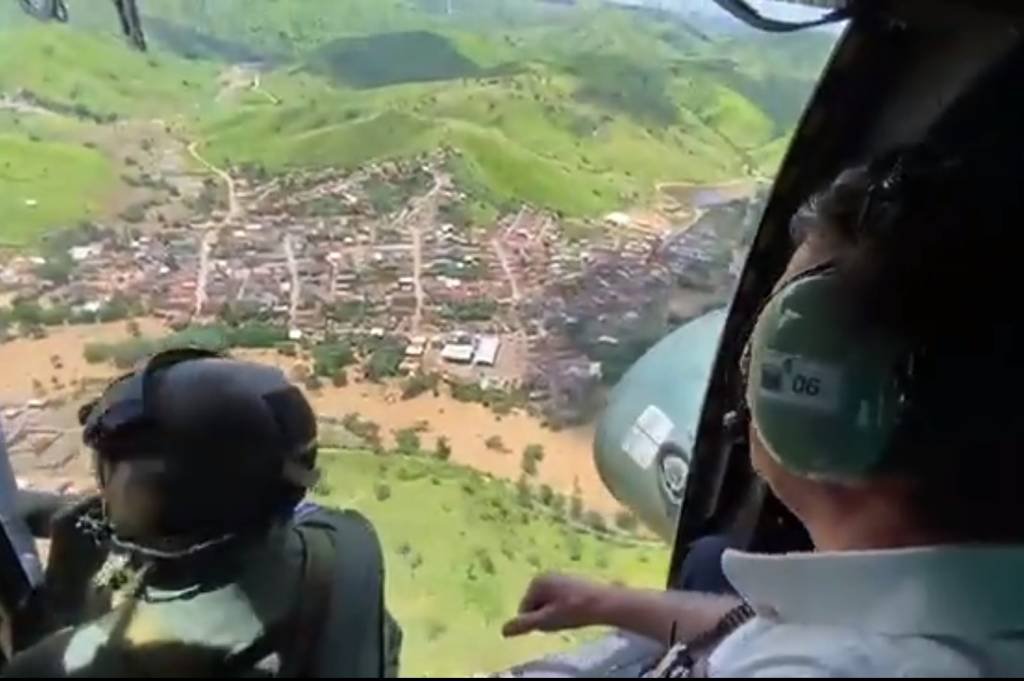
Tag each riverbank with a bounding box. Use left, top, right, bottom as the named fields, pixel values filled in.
left=238, top=349, right=621, bottom=514
left=0, top=321, right=620, bottom=514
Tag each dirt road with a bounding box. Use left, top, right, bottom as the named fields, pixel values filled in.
left=187, top=141, right=240, bottom=317
left=492, top=237, right=522, bottom=303
left=401, top=171, right=445, bottom=333
left=283, top=234, right=300, bottom=329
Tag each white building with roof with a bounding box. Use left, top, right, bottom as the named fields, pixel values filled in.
left=473, top=336, right=501, bottom=367
left=441, top=341, right=475, bottom=364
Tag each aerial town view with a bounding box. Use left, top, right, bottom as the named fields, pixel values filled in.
left=0, top=0, right=835, bottom=675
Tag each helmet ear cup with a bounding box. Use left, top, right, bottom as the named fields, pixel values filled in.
left=745, top=269, right=909, bottom=480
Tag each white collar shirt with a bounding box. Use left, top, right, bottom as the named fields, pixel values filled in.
left=707, top=545, right=1024, bottom=677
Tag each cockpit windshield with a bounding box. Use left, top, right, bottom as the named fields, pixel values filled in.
left=0, top=1, right=840, bottom=675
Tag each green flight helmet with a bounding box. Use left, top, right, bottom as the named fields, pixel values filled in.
left=745, top=267, right=910, bottom=480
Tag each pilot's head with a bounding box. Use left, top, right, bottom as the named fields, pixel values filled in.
left=80, top=350, right=319, bottom=556
left=744, top=145, right=1024, bottom=548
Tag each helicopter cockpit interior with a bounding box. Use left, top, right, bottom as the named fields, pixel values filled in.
left=1, top=0, right=1023, bottom=676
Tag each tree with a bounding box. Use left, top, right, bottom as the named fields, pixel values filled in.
left=521, top=449, right=539, bottom=477
left=402, top=372, right=439, bottom=400
left=538, top=484, right=555, bottom=507
left=304, top=375, right=323, bottom=392
left=126, top=320, right=142, bottom=338
left=395, top=428, right=421, bottom=456
left=521, top=444, right=544, bottom=477
left=524, top=444, right=545, bottom=463
left=516, top=475, right=532, bottom=508
left=332, top=370, right=349, bottom=387
left=584, top=510, right=608, bottom=534
left=485, top=435, right=506, bottom=453
left=435, top=436, right=452, bottom=462
left=570, top=487, right=584, bottom=522
left=365, top=340, right=405, bottom=382
left=10, top=300, right=44, bottom=326
left=375, top=483, right=392, bottom=502
left=35, top=254, right=74, bottom=285
left=313, top=341, right=355, bottom=377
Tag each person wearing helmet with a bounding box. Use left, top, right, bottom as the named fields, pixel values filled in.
left=2, top=349, right=401, bottom=677
left=503, top=140, right=1024, bottom=676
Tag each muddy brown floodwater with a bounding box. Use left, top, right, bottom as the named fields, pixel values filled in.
left=0, top=325, right=622, bottom=516
left=239, top=350, right=622, bottom=514
left=0, top=319, right=170, bottom=400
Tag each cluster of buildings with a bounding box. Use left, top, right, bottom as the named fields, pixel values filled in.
left=0, top=151, right=760, bottom=425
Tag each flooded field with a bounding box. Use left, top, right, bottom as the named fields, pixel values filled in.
left=0, top=323, right=620, bottom=514
left=239, top=350, right=621, bottom=514
left=0, top=318, right=170, bottom=401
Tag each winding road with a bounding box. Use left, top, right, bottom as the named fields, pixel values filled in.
left=187, top=141, right=240, bottom=318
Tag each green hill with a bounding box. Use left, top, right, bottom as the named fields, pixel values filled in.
left=200, top=63, right=750, bottom=214
left=0, top=25, right=219, bottom=120
left=314, top=449, right=668, bottom=677
left=308, top=31, right=487, bottom=88
left=0, top=1, right=833, bottom=238
left=0, top=132, right=115, bottom=246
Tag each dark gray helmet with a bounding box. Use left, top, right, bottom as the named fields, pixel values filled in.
left=80, top=349, right=318, bottom=547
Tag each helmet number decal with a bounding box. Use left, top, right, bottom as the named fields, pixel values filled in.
left=758, top=351, right=842, bottom=413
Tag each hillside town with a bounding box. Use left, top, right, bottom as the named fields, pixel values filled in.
left=0, top=152, right=759, bottom=425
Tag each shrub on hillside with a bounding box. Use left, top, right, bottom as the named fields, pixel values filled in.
left=476, top=548, right=496, bottom=576
left=538, top=484, right=555, bottom=507
left=570, top=494, right=584, bottom=522
left=516, top=475, right=533, bottom=508
left=584, top=510, right=608, bottom=534
left=434, top=436, right=452, bottom=462
left=567, top=533, right=583, bottom=563
left=375, top=483, right=392, bottom=502
left=394, top=428, right=421, bottom=456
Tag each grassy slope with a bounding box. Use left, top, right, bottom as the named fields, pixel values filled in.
left=192, top=5, right=794, bottom=215
left=752, top=135, right=794, bottom=176
left=0, top=24, right=226, bottom=244
left=314, top=449, right=669, bottom=677
left=0, top=133, right=115, bottom=246
left=0, top=25, right=219, bottom=121
left=201, top=59, right=754, bottom=214
left=0, top=2, right=830, bottom=233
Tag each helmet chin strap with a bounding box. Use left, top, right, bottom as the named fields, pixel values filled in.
left=77, top=493, right=242, bottom=562
left=110, top=531, right=240, bottom=561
